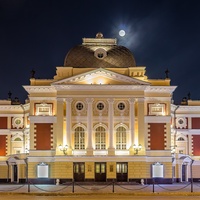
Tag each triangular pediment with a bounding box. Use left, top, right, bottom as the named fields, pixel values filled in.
left=52, top=68, right=149, bottom=86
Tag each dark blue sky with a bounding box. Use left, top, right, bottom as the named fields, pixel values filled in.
left=0, top=0, right=200, bottom=104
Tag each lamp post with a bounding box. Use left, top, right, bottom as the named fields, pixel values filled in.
left=180, top=156, right=194, bottom=192
left=59, top=144, right=68, bottom=155
left=133, top=144, right=142, bottom=155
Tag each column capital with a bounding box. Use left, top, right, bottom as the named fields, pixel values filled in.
left=137, top=97, right=145, bottom=103
left=107, top=98, right=114, bottom=104
left=65, top=97, right=73, bottom=103
left=86, top=98, right=94, bottom=104
left=128, top=98, right=135, bottom=104
left=57, top=97, right=64, bottom=102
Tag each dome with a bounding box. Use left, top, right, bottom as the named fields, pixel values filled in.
left=64, top=33, right=136, bottom=68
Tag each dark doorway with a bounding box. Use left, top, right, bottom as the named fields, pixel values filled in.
left=13, top=164, right=18, bottom=182
left=95, top=162, right=106, bottom=182
left=73, top=162, right=85, bottom=182
left=182, top=164, right=187, bottom=182
left=116, top=162, right=128, bottom=182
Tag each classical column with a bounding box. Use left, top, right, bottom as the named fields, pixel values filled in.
left=107, top=98, right=115, bottom=155
left=66, top=98, right=73, bottom=155
left=56, top=98, right=64, bottom=155
left=86, top=98, right=94, bottom=155
left=128, top=98, right=135, bottom=155
left=137, top=97, right=145, bottom=155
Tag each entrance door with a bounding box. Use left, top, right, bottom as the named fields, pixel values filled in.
left=73, top=162, right=85, bottom=182
left=116, top=162, right=128, bottom=182
left=182, top=164, right=187, bottom=182
left=95, top=162, right=106, bottom=182
left=13, top=164, right=18, bottom=182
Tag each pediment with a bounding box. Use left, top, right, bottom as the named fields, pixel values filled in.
left=52, top=68, right=149, bottom=86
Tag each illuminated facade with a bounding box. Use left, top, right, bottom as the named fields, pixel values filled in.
left=0, top=33, right=198, bottom=183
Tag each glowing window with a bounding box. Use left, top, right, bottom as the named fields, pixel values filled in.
left=74, top=127, right=85, bottom=150
left=95, top=126, right=106, bottom=149
left=116, top=126, right=126, bottom=150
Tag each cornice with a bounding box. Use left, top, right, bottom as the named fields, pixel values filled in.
left=145, top=86, right=177, bottom=94
left=23, top=86, right=56, bottom=93
left=53, top=84, right=148, bottom=91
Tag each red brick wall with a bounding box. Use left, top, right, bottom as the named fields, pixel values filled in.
left=0, top=135, right=6, bottom=156
left=148, top=123, right=165, bottom=150
left=192, top=118, right=200, bottom=129
left=0, top=117, right=7, bottom=129
left=192, top=135, right=200, bottom=156
left=34, top=123, right=53, bottom=150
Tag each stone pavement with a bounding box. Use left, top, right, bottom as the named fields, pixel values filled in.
left=1, top=182, right=200, bottom=196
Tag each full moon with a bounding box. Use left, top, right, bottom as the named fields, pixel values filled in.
left=119, top=29, right=125, bottom=37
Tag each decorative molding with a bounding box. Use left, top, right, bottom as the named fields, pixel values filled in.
left=23, top=86, right=56, bottom=93
left=53, top=84, right=148, bottom=91
left=145, top=86, right=177, bottom=94
left=145, top=116, right=171, bottom=123
left=29, top=116, right=57, bottom=123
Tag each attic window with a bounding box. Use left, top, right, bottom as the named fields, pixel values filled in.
left=94, top=48, right=107, bottom=59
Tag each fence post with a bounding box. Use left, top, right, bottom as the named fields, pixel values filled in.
left=152, top=179, right=155, bottom=193
left=112, top=179, right=115, bottom=193
left=72, top=180, right=74, bottom=193
left=28, top=181, right=30, bottom=193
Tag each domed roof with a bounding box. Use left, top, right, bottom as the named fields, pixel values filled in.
left=64, top=33, right=136, bottom=68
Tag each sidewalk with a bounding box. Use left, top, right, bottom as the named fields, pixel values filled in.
left=1, top=182, right=200, bottom=196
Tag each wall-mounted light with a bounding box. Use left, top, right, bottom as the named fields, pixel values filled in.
left=58, top=144, right=68, bottom=155
left=133, top=144, right=142, bottom=155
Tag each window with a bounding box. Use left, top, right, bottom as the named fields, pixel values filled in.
left=76, top=102, right=84, bottom=111
left=97, top=102, right=105, bottom=111
left=95, top=126, right=106, bottom=149
left=177, top=137, right=185, bottom=141
left=74, top=127, right=85, bottom=149
left=118, top=102, right=125, bottom=111
left=116, top=127, right=126, bottom=149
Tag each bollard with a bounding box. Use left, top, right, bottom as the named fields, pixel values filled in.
left=112, top=179, right=115, bottom=193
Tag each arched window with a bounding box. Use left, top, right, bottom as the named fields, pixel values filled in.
left=116, top=127, right=126, bottom=150
left=95, top=126, right=106, bottom=149
left=177, top=137, right=185, bottom=141
left=74, top=127, right=85, bottom=149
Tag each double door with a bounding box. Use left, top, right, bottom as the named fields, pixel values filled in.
left=116, top=162, right=128, bottom=182
left=74, top=162, right=85, bottom=181
left=95, top=162, right=106, bottom=182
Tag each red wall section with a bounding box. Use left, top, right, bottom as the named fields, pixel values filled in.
left=0, top=117, right=7, bottom=129
left=192, top=135, right=200, bottom=156
left=192, top=118, right=200, bottom=129
left=148, top=123, right=165, bottom=150
left=34, top=123, right=53, bottom=150
left=0, top=135, right=6, bottom=156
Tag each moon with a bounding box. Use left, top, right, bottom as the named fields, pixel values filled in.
left=119, top=29, right=125, bottom=37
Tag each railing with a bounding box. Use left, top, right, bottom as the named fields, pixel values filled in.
left=0, top=180, right=200, bottom=194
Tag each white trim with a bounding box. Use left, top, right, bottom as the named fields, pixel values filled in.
left=145, top=116, right=171, bottom=123
left=29, top=116, right=57, bottom=123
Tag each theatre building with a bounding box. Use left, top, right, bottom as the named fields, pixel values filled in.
left=0, top=33, right=199, bottom=184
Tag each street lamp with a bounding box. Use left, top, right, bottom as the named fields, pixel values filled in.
left=59, top=144, right=68, bottom=155
left=133, top=144, right=142, bottom=155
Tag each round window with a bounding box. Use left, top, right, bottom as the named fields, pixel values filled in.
left=76, top=102, right=84, bottom=111
left=118, top=102, right=125, bottom=110
left=97, top=102, right=104, bottom=110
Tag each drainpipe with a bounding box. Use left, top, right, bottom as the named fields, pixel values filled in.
left=20, top=104, right=26, bottom=154
left=173, top=105, right=180, bottom=150
left=6, top=161, right=9, bottom=182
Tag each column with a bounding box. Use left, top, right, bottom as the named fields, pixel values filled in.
left=107, top=98, right=115, bottom=155
left=86, top=98, right=94, bottom=155
left=137, top=98, right=145, bottom=155
left=66, top=98, right=73, bottom=155
left=56, top=98, right=64, bottom=155
left=128, top=98, right=135, bottom=155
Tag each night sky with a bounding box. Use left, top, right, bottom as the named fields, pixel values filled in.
left=1, top=0, right=200, bottom=104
